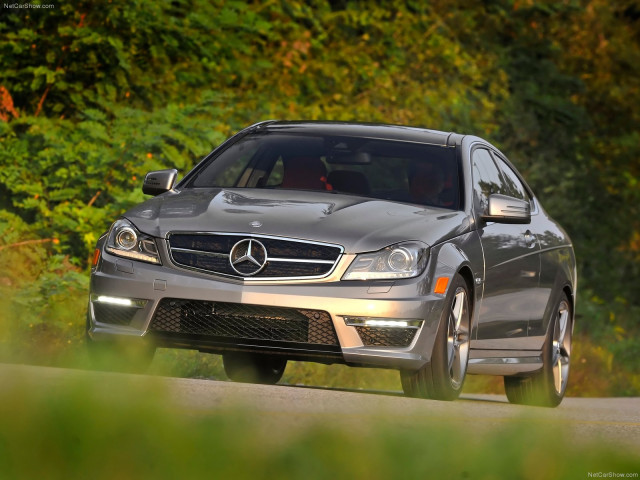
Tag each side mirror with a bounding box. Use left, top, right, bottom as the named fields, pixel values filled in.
left=142, top=169, right=178, bottom=196
left=482, top=194, right=531, bottom=224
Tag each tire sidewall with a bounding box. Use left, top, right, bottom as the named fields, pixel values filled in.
left=430, top=274, right=471, bottom=398
left=541, top=292, right=572, bottom=405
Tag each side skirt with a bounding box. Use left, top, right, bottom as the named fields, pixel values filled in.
left=467, top=348, right=542, bottom=375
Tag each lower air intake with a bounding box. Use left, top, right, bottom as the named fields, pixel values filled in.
left=92, top=303, right=138, bottom=326
left=355, top=326, right=417, bottom=347
left=149, top=298, right=339, bottom=346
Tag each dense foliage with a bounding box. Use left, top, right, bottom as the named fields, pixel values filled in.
left=1, top=0, right=638, bottom=394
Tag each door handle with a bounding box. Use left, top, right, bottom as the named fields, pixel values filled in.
left=524, top=230, right=536, bottom=248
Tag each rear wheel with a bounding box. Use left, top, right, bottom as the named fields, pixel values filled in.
left=401, top=274, right=471, bottom=400
left=504, top=293, right=572, bottom=407
left=223, top=353, right=287, bottom=385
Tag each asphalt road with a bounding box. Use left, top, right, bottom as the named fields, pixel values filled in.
left=2, top=363, right=639, bottom=451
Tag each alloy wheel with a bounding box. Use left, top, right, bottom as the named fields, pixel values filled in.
left=446, top=287, right=470, bottom=389
left=552, top=300, right=571, bottom=395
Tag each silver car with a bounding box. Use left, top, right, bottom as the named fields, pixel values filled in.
left=87, top=121, right=576, bottom=407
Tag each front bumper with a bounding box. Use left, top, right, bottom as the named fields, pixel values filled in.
left=88, top=247, right=449, bottom=371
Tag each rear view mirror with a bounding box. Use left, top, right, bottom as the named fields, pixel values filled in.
left=142, top=169, right=178, bottom=196
left=482, top=194, right=531, bottom=224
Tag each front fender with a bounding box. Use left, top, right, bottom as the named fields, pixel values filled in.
left=430, top=232, right=484, bottom=338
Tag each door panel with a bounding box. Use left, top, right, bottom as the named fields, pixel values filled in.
left=526, top=211, right=570, bottom=346
left=475, top=223, right=540, bottom=346
left=470, top=148, right=541, bottom=347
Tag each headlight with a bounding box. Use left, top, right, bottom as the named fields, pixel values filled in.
left=342, top=241, right=428, bottom=280
left=105, top=218, right=161, bottom=265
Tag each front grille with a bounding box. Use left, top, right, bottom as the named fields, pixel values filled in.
left=92, top=303, right=138, bottom=326
left=168, top=233, right=342, bottom=280
left=355, top=326, right=417, bottom=347
left=149, top=298, right=339, bottom=346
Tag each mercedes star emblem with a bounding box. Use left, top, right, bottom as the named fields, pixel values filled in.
left=229, top=239, right=268, bottom=276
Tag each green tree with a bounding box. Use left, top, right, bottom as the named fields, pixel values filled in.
left=0, top=0, right=638, bottom=391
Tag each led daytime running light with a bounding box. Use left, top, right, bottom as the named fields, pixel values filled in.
left=106, top=246, right=161, bottom=264
left=92, top=295, right=147, bottom=308
left=343, top=316, right=423, bottom=329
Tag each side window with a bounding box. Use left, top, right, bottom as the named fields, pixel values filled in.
left=471, top=148, right=504, bottom=216
left=265, top=157, right=284, bottom=186
left=494, top=155, right=530, bottom=203
left=192, top=140, right=259, bottom=188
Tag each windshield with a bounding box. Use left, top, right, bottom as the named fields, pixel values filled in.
left=186, top=132, right=460, bottom=210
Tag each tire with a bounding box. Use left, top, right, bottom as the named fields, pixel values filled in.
left=400, top=273, right=471, bottom=401
left=223, top=353, right=287, bottom=385
left=504, top=292, right=572, bottom=408
left=86, top=334, right=156, bottom=373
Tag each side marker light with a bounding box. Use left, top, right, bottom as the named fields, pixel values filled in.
left=92, top=249, right=100, bottom=267
left=434, top=276, right=450, bottom=294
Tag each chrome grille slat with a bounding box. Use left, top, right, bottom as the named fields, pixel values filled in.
left=267, top=257, right=335, bottom=264
left=167, top=232, right=343, bottom=280
left=171, top=247, right=229, bottom=258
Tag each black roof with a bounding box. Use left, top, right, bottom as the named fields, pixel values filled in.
left=257, top=121, right=459, bottom=147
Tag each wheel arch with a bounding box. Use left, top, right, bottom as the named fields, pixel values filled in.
left=456, top=265, right=475, bottom=317
left=562, top=283, right=576, bottom=332
left=432, top=240, right=480, bottom=332
left=541, top=278, right=576, bottom=338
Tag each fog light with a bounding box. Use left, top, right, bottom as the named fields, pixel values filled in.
left=91, top=295, right=147, bottom=309
left=343, top=316, right=423, bottom=329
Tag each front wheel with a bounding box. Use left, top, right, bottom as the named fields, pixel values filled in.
left=401, top=274, right=471, bottom=401
left=504, top=293, right=572, bottom=407
left=223, top=353, right=287, bottom=385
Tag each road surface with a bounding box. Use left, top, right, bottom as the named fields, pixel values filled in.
left=2, top=362, right=639, bottom=451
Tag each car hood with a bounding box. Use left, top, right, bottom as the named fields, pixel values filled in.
left=124, top=188, right=471, bottom=253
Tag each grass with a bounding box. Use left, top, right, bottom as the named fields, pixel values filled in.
left=0, top=365, right=638, bottom=480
